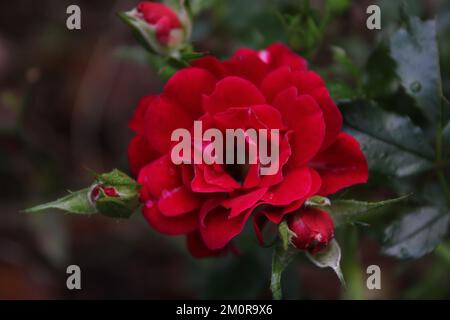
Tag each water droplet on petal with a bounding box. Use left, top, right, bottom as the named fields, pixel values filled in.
left=161, top=189, right=171, bottom=198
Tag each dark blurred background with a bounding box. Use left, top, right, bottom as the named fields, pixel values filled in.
left=1, top=0, right=449, bottom=299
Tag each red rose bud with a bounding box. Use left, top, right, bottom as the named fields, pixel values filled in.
left=287, top=208, right=335, bottom=254
left=89, top=184, right=120, bottom=204
left=137, top=2, right=182, bottom=45
left=122, top=1, right=190, bottom=56
left=89, top=170, right=141, bottom=219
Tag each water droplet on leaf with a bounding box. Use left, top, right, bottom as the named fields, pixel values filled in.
left=410, top=81, right=421, bottom=93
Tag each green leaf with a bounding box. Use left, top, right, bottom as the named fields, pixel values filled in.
left=382, top=206, right=450, bottom=259
left=390, top=16, right=442, bottom=125
left=306, top=239, right=345, bottom=286
left=270, top=243, right=297, bottom=300
left=328, top=195, right=409, bottom=227
left=332, top=46, right=361, bottom=79
left=24, top=188, right=96, bottom=215
left=326, top=0, right=350, bottom=15
left=342, top=100, right=434, bottom=177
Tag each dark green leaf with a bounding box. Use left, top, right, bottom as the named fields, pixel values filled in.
left=444, top=119, right=450, bottom=159
left=382, top=206, right=450, bottom=259
left=363, top=43, right=398, bottom=98
left=343, top=101, right=434, bottom=176
left=24, top=188, right=96, bottom=215
left=328, top=196, right=409, bottom=226
left=390, top=16, right=442, bottom=124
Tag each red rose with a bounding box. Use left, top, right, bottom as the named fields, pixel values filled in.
left=287, top=208, right=334, bottom=254
left=128, top=43, right=368, bottom=257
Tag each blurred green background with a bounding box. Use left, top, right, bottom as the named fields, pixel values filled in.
left=1, top=0, right=449, bottom=299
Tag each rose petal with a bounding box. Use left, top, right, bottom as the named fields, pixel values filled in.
left=128, top=135, right=159, bottom=177
left=223, top=53, right=270, bottom=85
left=200, top=206, right=252, bottom=250
left=222, top=187, right=268, bottom=218
left=137, top=2, right=182, bottom=28
left=257, top=131, right=292, bottom=188
left=144, top=96, right=194, bottom=154
left=164, top=67, right=217, bottom=117
left=272, top=87, right=325, bottom=166
left=260, top=67, right=324, bottom=103
left=191, top=56, right=228, bottom=79
left=311, top=132, right=368, bottom=195
left=265, top=42, right=308, bottom=71
left=311, top=87, right=343, bottom=150
left=250, top=104, right=286, bottom=130
left=142, top=202, right=198, bottom=235
left=203, top=77, right=266, bottom=114
left=260, top=67, right=293, bottom=103
left=186, top=231, right=224, bottom=258
left=138, top=155, right=182, bottom=200
left=263, top=167, right=312, bottom=205
left=128, top=96, right=155, bottom=134
left=157, top=186, right=202, bottom=217
left=191, top=166, right=236, bottom=193
left=203, top=165, right=241, bottom=190
left=278, top=168, right=322, bottom=215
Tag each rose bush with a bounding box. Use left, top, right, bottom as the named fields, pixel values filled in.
left=128, top=43, right=368, bottom=257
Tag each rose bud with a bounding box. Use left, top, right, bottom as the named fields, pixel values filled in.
left=121, top=1, right=191, bottom=56
left=89, top=184, right=120, bottom=204
left=88, top=170, right=141, bottom=219
left=287, top=208, right=335, bottom=254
